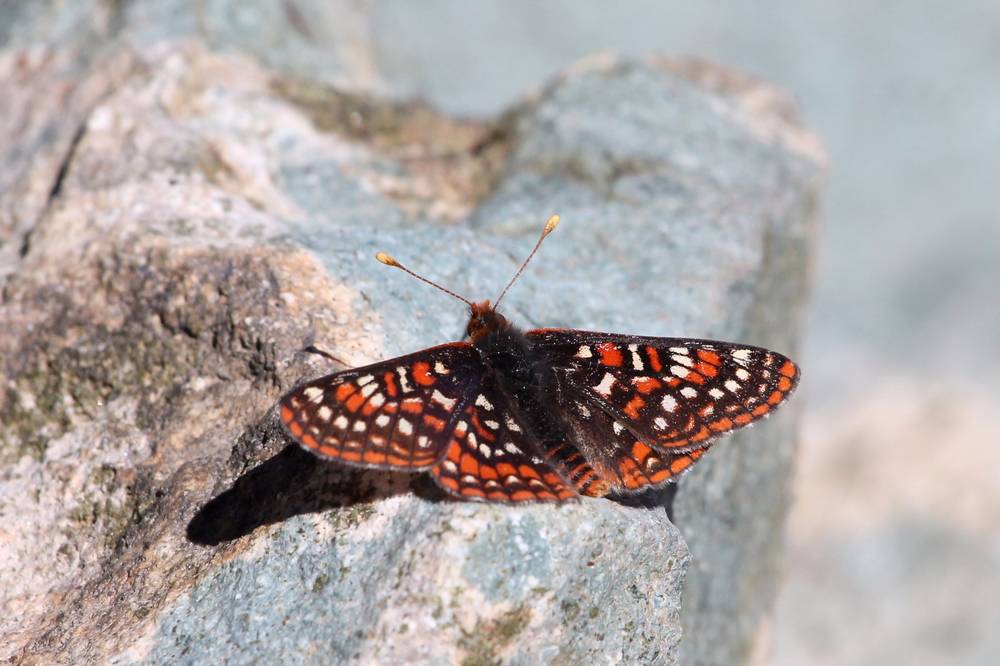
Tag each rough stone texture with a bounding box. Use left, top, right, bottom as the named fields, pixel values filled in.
left=0, top=7, right=823, bottom=665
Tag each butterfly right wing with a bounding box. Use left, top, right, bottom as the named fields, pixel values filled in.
left=279, top=342, right=479, bottom=470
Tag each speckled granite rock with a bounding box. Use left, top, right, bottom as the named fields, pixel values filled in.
left=0, top=12, right=822, bottom=666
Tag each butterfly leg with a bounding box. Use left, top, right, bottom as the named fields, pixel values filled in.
left=303, top=345, right=349, bottom=366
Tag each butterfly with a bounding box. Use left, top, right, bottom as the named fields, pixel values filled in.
left=279, top=215, right=800, bottom=503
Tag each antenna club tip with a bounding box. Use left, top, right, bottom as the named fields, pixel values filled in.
left=543, top=214, right=560, bottom=235
left=376, top=252, right=400, bottom=267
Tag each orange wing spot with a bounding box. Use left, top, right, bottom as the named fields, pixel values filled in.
left=778, top=376, right=793, bottom=391
left=362, top=451, right=387, bottom=464
left=496, top=462, right=517, bottom=477
left=345, top=393, right=366, bottom=413
left=412, top=361, right=436, bottom=386
left=752, top=404, right=770, bottom=417
left=383, top=371, right=398, bottom=397
left=470, top=413, right=497, bottom=441
left=618, top=458, right=642, bottom=487
left=387, top=454, right=414, bottom=466
left=632, top=441, right=653, bottom=462
left=280, top=405, right=294, bottom=423
left=445, top=441, right=462, bottom=462
left=479, top=465, right=499, bottom=481
left=581, top=477, right=611, bottom=497
left=646, top=346, right=663, bottom=372
left=690, top=448, right=705, bottom=461
left=634, top=377, right=662, bottom=394
left=684, top=371, right=705, bottom=385
left=401, top=399, right=423, bottom=414
left=649, top=468, right=673, bottom=484
left=767, top=390, right=785, bottom=406
left=462, top=487, right=486, bottom=498
left=460, top=453, right=479, bottom=475
left=779, top=360, right=797, bottom=378
left=362, top=402, right=378, bottom=416
left=438, top=475, right=459, bottom=490
left=289, top=421, right=303, bottom=437
left=335, top=383, right=356, bottom=401
left=709, top=417, right=734, bottom=432
left=318, top=444, right=339, bottom=456
left=536, top=491, right=557, bottom=501
left=518, top=464, right=541, bottom=480
left=670, top=455, right=694, bottom=473
left=558, top=488, right=578, bottom=500
left=340, top=450, right=362, bottom=462
left=694, top=361, right=718, bottom=378
left=423, top=414, right=447, bottom=432
left=734, top=413, right=753, bottom=425
left=542, top=472, right=563, bottom=486
left=667, top=377, right=681, bottom=387
left=697, top=349, right=722, bottom=366
left=487, top=491, right=508, bottom=501
left=301, top=434, right=318, bottom=448
left=690, top=426, right=710, bottom=443
left=623, top=395, right=646, bottom=419
left=597, top=342, right=624, bottom=367
left=510, top=490, right=534, bottom=502
left=570, top=462, right=592, bottom=477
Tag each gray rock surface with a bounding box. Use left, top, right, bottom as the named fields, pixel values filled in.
left=0, top=6, right=822, bottom=665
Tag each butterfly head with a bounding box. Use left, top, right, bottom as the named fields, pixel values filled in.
left=467, top=300, right=508, bottom=342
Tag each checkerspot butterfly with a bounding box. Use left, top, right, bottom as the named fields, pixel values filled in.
left=279, top=216, right=800, bottom=503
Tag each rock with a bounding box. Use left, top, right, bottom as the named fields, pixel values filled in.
left=0, top=13, right=823, bottom=666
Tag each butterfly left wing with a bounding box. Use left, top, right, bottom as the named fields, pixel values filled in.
left=279, top=342, right=479, bottom=470
left=529, top=328, right=800, bottom=494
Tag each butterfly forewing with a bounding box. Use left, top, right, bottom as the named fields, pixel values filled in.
left=279, top=342, right=479, bottom=470
left=430, top=374, right=577, bottom=503
left=530, top=329, right=800, bottom=482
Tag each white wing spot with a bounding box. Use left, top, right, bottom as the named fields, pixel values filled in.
left=662, top=395, right=678, bottom=412
left=479, top=443, right=492, bottom=458
left=468, top=431, right=477, bottom=446
left=461, top=475, right=478, bottom=484
left=654, top=416, right=668, bottom=430
left=396, top=367, right=413, bottom=393
left=593, top=372, right=616, bottom=397
left=398, top=418, right=413, bottom=436
left=352, top=420, right=366, bottom=432
left=670, top=347, right=689, bottom=355
left=735, top=368, right=750, bottom=381
left=454, top=420, right=468, bottom=435
left=434, top=361, right=449, bottom=374
left=356, top=375, right=375, bottom=386
left=680, top=386, right=698, bottom=399
left=505, top=442, right=523, bottom=455
left=504, top=416, right=522, bottom=432
left=431, top=390, right=456, bottom=410
left=709, top=388, right=725, bottom=399
left=702, top=405, right=714, bottom=415
left=304, top=387, right=324, bottom=403
left=375, top=414, right=390, bottom=427
left=576, top=345, right=593, bottom=359
left=630, top=345, right=644, bottom=370
left=333, top=415, right=349, bottom=430
left=731, top=349, right=751, bottom=363
left=725, top=380, right=742, bottom=393
left=476, top=394, right=494, bottom=411
left=672, top=354, right=693, bottom=368
left=360, top=382, right=378, bottom=398
left=576, top=403, right=591, bottom=418
left=369, top=393, right=385, bottom=409
left=613, top=421, right=624, bottom=435
left=442, top=460, right=458, bottom=473
left=484, top=419, right=500, bottom=430
left=671, top=365, right=690, bottom=379
left=317, top=406, right=332, bottom=422
left=417, top=435, right=430, bottom=448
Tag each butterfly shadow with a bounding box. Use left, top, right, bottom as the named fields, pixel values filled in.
left=186, top=418, right=452, bottom=546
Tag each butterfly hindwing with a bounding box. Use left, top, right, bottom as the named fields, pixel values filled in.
left=279, top=342, right=479, bottom=470
left=430, top=373, right=577, bottom=503
left=530, top=329, right=800, bottom=493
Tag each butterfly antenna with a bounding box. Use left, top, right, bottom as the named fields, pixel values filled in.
left=493, top=214, right=560, bottom=309
left=376, top=252, right=474, bottom=307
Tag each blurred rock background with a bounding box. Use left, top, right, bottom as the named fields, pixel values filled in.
left=359, top=1, right=1000, bottom=664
